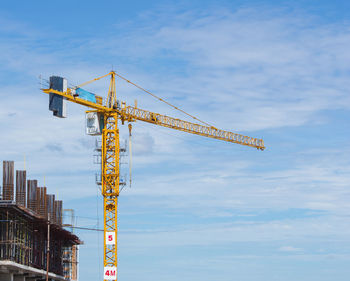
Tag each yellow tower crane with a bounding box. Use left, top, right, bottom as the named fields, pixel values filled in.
left=42, top=71, right=265, bottom=281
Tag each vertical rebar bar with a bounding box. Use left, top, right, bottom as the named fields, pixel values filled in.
left=46, top=194, right=55, bottom=224
left=36, top=187, right=47, bottom=218
left=3, top=161, right=14, bottom=201
left=16, top=170, right=26, bottom=206
left=27, top=180, right=38, bottom=211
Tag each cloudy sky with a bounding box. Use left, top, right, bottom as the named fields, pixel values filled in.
left=1, top=0, right=350, bottom=280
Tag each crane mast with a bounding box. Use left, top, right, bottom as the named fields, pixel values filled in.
left=41, top=71, right=264, bottom=281
left=102, top=111, right=119, bottom=278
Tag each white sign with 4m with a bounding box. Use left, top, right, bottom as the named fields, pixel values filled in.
left=104, top=266, right=117, bottom=280
left=106, top=231, right=116, bottom=245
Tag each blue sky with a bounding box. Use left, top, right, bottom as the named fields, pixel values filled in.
left=1, top=1, right=350, bottom=281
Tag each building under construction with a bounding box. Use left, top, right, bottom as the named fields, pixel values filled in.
left=0, top=160, right=81, bottom=281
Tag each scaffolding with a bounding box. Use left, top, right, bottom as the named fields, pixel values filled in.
left=0, top=160, right=82, bottom=280
left=63, top=245, right=78, bottom=280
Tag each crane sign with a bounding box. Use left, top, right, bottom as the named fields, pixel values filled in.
left=42, top=71, right=265, bottom=281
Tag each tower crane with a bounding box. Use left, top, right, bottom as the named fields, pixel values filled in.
left=41, top=71, right=265, bottom=281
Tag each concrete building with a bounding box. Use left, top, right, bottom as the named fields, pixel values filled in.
left=0, top=161, right=81, bottom=281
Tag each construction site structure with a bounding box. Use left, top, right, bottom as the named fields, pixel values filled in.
left=0, top=160, right=81, bottom=281
left=42, top=71, right=265, bottom=281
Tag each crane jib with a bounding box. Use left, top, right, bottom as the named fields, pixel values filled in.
left=120, top=106, right=265, bottom=150
left=42, top=87, right=265, bottom=150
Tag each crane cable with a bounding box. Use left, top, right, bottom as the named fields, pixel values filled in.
left=69, top=226, right=103, bottom=232
left=128, top=123, right=132, bottom=188
left=75, top=72, right=112, bottom=89
left=115, top=72, right=217, bottom=129
left=74, top=71, right=217, bottom=128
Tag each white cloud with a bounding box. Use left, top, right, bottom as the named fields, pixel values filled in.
left=279, top=246, right=303, bottom=252
left=86, top=7, right=350, bottom=132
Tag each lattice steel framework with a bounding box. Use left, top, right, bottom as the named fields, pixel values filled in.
left=120, top=106, right=265, bottom=150
left=102, top=112, right=119, bottom=278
